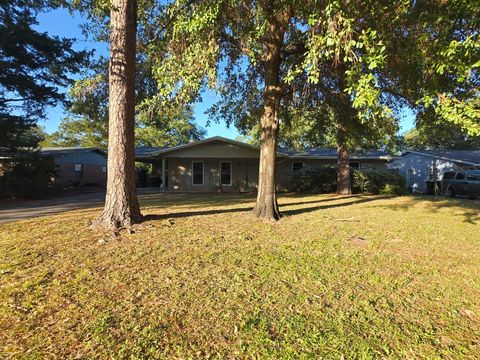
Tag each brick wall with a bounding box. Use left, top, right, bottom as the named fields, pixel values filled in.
left=54, top=163, right=106, bottom=188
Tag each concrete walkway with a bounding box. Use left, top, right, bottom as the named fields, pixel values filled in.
left=0, top=188, right=160, bottom=225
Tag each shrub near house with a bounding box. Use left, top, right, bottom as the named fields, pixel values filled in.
left=289, top=167, right=337, bottom=193
left=290, top=167, right=405, bottom=195
left=0, top=153, right=55, bottom=198
left=352, top=169, right=406, bottom=195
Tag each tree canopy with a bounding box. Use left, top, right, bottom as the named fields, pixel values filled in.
left=401, top=120, right=480, bottom=151
left=68, top=0, right=478, bottom=151
left=0, top=0, right=88, bottom=156
left=151, top=1, right=478, bottom=134
left=42, top=58, right=205, bottom=149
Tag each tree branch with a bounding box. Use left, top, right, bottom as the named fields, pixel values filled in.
left=219, top=31, right=255, bottom=59
left=0, top=96, right=47, bottom=104
left=281, top=41, right=306, bottom=57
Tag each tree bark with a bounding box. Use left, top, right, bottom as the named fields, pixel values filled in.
left=94, top=0, right=141, bottom=229
left=336, top=138, right=352, bottom=195
left=252, top=86, right=281, bottom=220
left=334, top=68, right=353, bottom=196
left=252, top=18, right=285, bottom=221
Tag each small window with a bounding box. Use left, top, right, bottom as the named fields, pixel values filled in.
left=456, top=172, right=465, bottom=180
left=192, top=161, right=204, bottom=185
left=349, top=162, right=360, bottom=169
left=292, top=162, right=304, bottom=172
left=220, top=161, right=232, bottom=185
left=74, top=164, right=84, bottom=178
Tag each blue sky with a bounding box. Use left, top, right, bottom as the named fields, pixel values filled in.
left=35, top=8, right=414, bottom=139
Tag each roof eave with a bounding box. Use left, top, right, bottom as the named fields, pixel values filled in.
left=289, top=155, right=390, bottom=160
left=146, top=136, right=277, bottom=157
left=401, top=150, right=479, bottom=167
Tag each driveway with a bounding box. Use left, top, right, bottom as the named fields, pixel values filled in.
left=0, top=188, right=160, bottom=225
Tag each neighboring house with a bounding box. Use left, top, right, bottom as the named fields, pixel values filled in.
left=40, top=147, right=107, bottom=188
left=388, top=150, right=480, bottom=193
left=136, top=136, right=391, bottom=192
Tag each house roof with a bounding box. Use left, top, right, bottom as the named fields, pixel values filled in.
left=401, top=150, right=480, bottom=167
left=135, top=136, right=288, bottom=159
left=134, top=136, right=390, bottom=160
left=39, top=147, right=106, bottom=157
left=148, top=136, right=276, bottom=156
left=288, top=148, right=391, bottom=160
left=135, top=146, right=169, bottom=159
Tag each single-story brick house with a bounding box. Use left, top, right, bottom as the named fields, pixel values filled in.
left=388, top=150, right=480, bottom=193
left=40, top=147, right=107, bottom=188
left=136, top=136, right=391, bottom=192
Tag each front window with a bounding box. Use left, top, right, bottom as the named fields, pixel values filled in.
left=292, top=162, right=304, bottom=172
left=220, top=161, right=232, bottom=185
left=192, top=161, right=204, bottom=185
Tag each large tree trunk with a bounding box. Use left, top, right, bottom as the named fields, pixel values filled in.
left=334, top=69, right=353, bottom=196
left=252, top=92, right=281, bottom=220
left=94, top=0, right=141, bottom=229
left=252, top=25, right=284, bottom=221
left=336, top=140, right=352, bottom=195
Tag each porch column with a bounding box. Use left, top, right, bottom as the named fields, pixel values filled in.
left=160, top=157, right=166, bottom=191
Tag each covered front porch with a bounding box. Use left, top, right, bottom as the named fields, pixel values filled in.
left=135, top=155, right=169, bottom=191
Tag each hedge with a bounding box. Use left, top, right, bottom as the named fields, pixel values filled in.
left=289, top=166, right=405, bottom=195
left=0, top=154, right=55, bottom=199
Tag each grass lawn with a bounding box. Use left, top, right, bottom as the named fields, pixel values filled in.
left=0, top=193, right=479, bottom=358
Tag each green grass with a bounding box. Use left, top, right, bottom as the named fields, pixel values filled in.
left=0, top=193, right=479, bottom=359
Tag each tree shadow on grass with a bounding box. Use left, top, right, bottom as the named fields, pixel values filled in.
left=139, top=192, right=257, bottom=209
left=142, top=206, right=253, bottom=221
left=141, top=195, right=388, bottom=222
left=140, top=192, right=364, bottom=211
left=278, top=194, right=365, bottom=208
left=375, top=195, right=480, bottom=224
left=281, top=195, right=391, bottom=217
